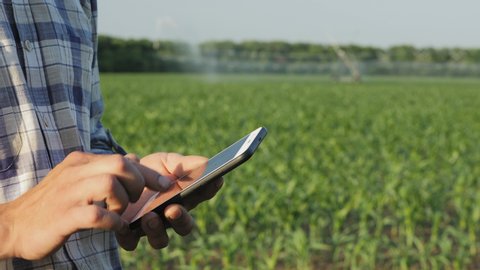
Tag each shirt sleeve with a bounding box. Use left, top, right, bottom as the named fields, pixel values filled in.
left=89, top=63, right=125, bottom=155
left=88, top=1, right=127, bottom=155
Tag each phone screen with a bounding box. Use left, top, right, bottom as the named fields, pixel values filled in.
left=181, top=132, right=253, bottom=194
left=127, top=128, right=265, bottom=224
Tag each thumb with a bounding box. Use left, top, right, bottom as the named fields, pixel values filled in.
left=126, top=154, right=173, bottom=192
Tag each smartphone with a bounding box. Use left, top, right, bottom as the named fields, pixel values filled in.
left=127, top=127, right=268, bottom=229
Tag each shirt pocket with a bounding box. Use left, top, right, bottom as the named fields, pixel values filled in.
left=43, top=0, right=95, bottom=112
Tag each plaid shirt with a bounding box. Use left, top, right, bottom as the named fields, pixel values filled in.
left=0, top=0, right=122, bottom=269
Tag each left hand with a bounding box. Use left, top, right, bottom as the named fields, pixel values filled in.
left=116, top=152, right=224, bottom=250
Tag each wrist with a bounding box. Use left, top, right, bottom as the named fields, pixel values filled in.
left=0, top=202, right=16, bottom=259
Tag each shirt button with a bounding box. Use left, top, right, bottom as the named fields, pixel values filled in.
left=24, top=40, right=33, bottom=52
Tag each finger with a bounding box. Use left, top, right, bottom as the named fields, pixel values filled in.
left=131, top=163, right=173, bottom=192
left=164, top=204, right=194, bottom=236
left=121, top=188, right=158, bottom=222
left=163, top=153, right=208, bottom=178
left=125, top=154, right=172, bottom=192
left=116, top=226, right=141, bottom=251
left=183, top=177, right=224, bottom=210
left=77, top=174, right=130, bottom=214
left=125, top=153, right=140, bottom=163
left=73, top=154, right=145, bottom=202
left=141, top=212, right=169, bottom=249
left=65, top=205, right=127, bottom=234
left=141, top=153, right=208, bottom=178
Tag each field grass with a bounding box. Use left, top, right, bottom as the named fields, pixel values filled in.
left=100, top=74, right=480, bottom=269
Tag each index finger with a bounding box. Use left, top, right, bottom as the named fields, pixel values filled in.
left=73, top=154, right=146, bottom=202
left=129, top=161, right=173, bottom=192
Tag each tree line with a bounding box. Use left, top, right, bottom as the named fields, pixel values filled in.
left=97, top=35, right=480, bottom=76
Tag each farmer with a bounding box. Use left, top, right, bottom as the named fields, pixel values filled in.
left=0, top=1, right=223, bottom=268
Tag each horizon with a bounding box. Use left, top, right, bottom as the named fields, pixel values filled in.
left=98, top=0, right=479, bottom=49
left=97, top=34, right=480, bottom=50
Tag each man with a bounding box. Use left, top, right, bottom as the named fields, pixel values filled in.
left=0, top=0, right=222, bottom=269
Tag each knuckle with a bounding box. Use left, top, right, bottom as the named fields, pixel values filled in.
left=85, top=207, right=105, bottom=224
left=125, top=153, right=140, bottom=162
left=110, top=154, right=128, bottom=172
left=111, top=203, right=127, bottom=215
left=66, top=151, right=86, bottom=162
left=99, top=174, right=118, bottom=194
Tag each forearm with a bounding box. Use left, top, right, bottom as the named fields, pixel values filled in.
left=0, top=202, right=15, bottom=259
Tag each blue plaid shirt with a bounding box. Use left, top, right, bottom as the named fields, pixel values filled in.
left=0, top=0, right=122, bottom=269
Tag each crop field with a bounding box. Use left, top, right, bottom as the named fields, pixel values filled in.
left=100, top=74, right=480, bottom=269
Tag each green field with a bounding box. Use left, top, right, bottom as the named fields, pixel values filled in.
left=100, top=74, right=480, bottom=269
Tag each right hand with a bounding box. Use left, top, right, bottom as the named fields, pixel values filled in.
left=0, top=151, right=172, bottom=260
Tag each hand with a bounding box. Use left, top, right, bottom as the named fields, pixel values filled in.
left=117, top=153, right=224, bottom=250
left=0, top=151, right=172, bottom=260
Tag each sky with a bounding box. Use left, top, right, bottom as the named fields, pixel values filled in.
left=98, top=0, right=480, bottom=48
